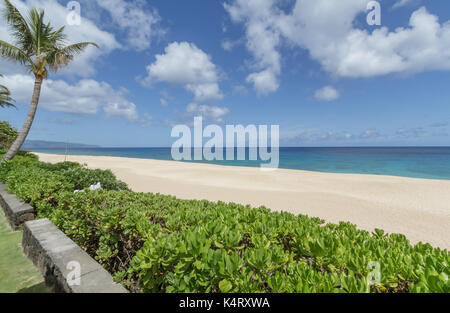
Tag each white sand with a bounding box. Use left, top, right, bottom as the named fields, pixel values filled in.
left=35, top=152, right=450, bottom=249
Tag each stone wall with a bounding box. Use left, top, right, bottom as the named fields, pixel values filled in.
left=1, top=182, right=128, bottom=293
left=23, top=219, right=128, bottom=293
left=0, top=183, right=35, bottom=230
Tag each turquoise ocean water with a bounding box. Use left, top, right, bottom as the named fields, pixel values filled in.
left=31, top=147, right=450, bottom=180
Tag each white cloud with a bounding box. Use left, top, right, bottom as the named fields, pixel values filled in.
left=143, top=42, right=224, bottom=102
left=360, top=129, right=382, bottom=139
left=282, top=124, right=439, bottom=145
left=185, top=83, right=224, bottom=102
left=225, top=0, right=450, bottom=92
left=160, top=98, right=169, bottom=107
left=392, top=0, right=423, bottom=9
left=103, top=102, right=138, bottom=121
left=47, top=117, right=76, bottom=125
left=221, top=39, right=235, bottom=51
left=321, top=7, right=450, bottom=77
left=393, top=0, right=412, bottom=9
left=320, top=131, right=355, bottom=141
left=314, top=86, right=340, bottom=101
left=224, top=0, right=281, bottom=94
left=94, top=0, right=164, bottom=51
left=221, top=38, right=243, bottom=51
left=246, top=69, right=279, bottom=95
left=0, top=0, right=120, bottom=77
left=395, top=127, right=426, bottom=138
left=186, top=103, right=230, bottom=123
left=281, top=127, right=387, bottom=145
left=3, top=74, right=138, bottom=121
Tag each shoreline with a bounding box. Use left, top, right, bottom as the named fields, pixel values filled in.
left=35, top=152, right=450, bottom=249
left=29, top=147, right=450, bottom=181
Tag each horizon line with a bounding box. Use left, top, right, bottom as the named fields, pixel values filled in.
left=30, top=145, right=450, bottom=149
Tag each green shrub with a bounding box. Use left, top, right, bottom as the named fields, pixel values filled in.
left=36, top=160, right=81, bottom=172
left=40, top=190, right=450, bottom=293
left=0, top=121, right=18, bottom=149
left=0, top=148, right=37, bottom=161
left=0, top=153, right=448, bottom=293
left=61, top=167, right=129, bottom=191
left=2, top=165, right=73, bottom=211
left=0, top=152, right=128, bottom=192
left=17, top=150, right=38, bottom=159
left=0, top=153, right=39, bottom=181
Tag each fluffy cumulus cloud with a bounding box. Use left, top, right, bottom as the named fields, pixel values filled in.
left=3, top=74, right=138, bottom=121
left=314, top=86, right=340, bottom=101
left=94, top=0, right=163, bottom=51
left=246, top=70, right=279, bottom=95
left=224, top=0, right=281, bottom=95
left=186, top=103, right=230, bottom=123
left=143, top=42, right=224, bottom=102
left=225, top=0, right=450, bottom=93
left=162, top=102, right=230, bottom=127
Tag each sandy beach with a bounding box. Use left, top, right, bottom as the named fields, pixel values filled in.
left=35, top=152, right=450, bottom=249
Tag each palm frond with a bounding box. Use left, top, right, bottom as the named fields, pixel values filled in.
left=0, top=40, right=33, bottom=66
left=0, top=92, right=16, bottom=108
left=47, top=42, right=99, bottom=71
left=26, top=8, right=42, bottom=53
left=61, top=42, right=99, bottom=54
left=0, top=76, right=15, bottom=108
left=2, top=0, right=33, bottom=53
left=1, top=0, right=99, bottom=77
left=47, top=26, right=67, bottom=47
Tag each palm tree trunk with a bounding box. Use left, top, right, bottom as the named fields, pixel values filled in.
left=1, top=77, right=43, bottom=162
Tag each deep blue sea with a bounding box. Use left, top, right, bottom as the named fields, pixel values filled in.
left=31, top=147, right=450, bottom=180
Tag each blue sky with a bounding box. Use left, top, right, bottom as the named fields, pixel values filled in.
left=1, top=0, right=450, bottom=147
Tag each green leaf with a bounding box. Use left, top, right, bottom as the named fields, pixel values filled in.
left=219, top=279, right=233, bottom=293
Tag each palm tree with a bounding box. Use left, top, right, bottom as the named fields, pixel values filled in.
left=0, top=0, right=98, bottom=161
left=0, top=74, right=15, bottom=108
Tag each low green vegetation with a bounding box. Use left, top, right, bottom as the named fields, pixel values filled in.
left=0, top=121, right=18, bottom=149
left=0, top=152, right=448, bottom=293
